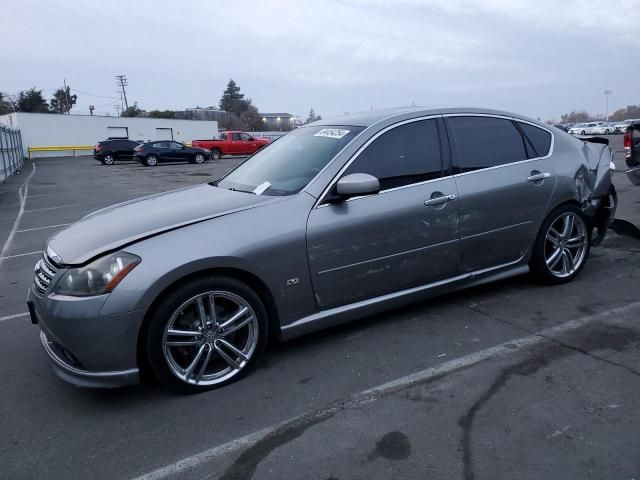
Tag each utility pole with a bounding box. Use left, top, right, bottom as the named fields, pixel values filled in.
left=603, top=90, right=612, bottom=121
left=116, top=75, right=129, bottom=110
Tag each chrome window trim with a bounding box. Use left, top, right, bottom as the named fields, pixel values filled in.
left=313, top=114, right=443, bottom=209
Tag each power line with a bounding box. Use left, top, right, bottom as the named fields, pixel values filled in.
left=69, top=87, right=118, bottom=99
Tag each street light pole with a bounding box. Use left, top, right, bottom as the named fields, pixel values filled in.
left=603, top=90, right=612, bottom=121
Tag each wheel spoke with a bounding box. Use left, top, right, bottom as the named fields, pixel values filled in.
left=196, top=297, right=208, bottom=330
left=167, top=328, right=201, bottom=337
left=184, top=344, right=207, bottom=378
left=208, top=294, right=218, bottom=327
left=217, top=339, right=249, bottom=362
left=214, top=341, right=241, bottom=370
left=217, top=306, right=249, bottom=332
left=546, top=247, right=562, bottom=269
left=195, top=344, right=213, bottom=383
left=546, top=231, right=561, bottom=247
left=166, top=339, right=201, bottom=347
left=566, top=234, right=585, bottom=248
left=561, top=215, right=574, bottom=238
left=561, top=250, right=572, bottom=274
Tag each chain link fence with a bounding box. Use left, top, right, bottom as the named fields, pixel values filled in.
left=0, top=125, right=24, bottom=182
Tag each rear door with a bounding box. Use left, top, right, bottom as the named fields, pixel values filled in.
left=306, top=118, right=460, bottom=308
left=118, top=140, right=137, bottom=159
left=445, top=115, right=556, bottom=272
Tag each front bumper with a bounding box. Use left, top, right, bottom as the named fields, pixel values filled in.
left=28, top=287, right=146, bottom=388
left=40, top=331, right=139, bottom=388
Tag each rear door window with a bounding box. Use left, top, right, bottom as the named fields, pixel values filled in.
left=343, top=119, right=443, bottom=190
left=447, top=116, right=527, bottom=173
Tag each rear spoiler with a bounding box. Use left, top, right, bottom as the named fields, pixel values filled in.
left=577, top=136, right=609, bottom=145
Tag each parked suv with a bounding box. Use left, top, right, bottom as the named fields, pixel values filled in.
left=28, top=108, right=616, bottom=392
left=133, top=141, right=211, bottom=166
left=93, top=139, right=141, bottom=165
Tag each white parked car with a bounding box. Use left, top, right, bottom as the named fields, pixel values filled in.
left=568, top=123, right=597, bottom=135
left=590, top=122, right=615, bottom=135
left=613, top=119, right=640, bottom=134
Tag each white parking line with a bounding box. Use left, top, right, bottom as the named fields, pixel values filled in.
left=16, top=223, right=71, bottom=233
left=0, top=162, right=36, bottom=271
left=24, top=203, right=83, bottom=213
left=0, top=250, right=42, bottom=260
left=131, top=300, right=640, bottom=480
left=0, top=312, right=29, bottom=323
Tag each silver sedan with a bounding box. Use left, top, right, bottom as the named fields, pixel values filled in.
left=28, top=107, right=617, bottom=392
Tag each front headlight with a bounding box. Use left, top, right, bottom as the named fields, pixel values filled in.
left=54, top=252, right=141, bottom=297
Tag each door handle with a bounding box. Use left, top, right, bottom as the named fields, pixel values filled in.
left=526, top=172, right=551, bottom=182
left=424, top=194, right=456, bottom=206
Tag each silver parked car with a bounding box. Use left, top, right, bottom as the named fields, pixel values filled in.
left=27, top=108, right=617, bottom=392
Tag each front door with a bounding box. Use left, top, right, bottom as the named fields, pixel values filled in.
left=445, top=115, right=557, bottom=272
left=306, top=118, right=460, bottom=309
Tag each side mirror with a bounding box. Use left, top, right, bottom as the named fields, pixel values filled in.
left=335, top=173, right=380, bottom=199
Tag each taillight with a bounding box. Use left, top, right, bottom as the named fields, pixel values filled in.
left=95, top=145, right=102, bottom=151
left=624, top=131, right=632, bottom=159
left=134, top=146, right=142, bottom=152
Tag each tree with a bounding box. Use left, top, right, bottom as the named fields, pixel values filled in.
left=147, top=109, right=177, bottom=119
left=305, top=108, right=322, bottom=124
left=49, top=86, right=77, bottom=114
left=121, top=102, right=142, bottom=117
left=560, top=110, right=591, bottom=123
left=15, top=88, right=49, bottom=113
left=240, top=104, right=260, bottom=131
left=219, top=79, right=251, bottom=116
left=609, top=105, right=640, bottom=122
left=0, top=92, right=14, bottom=115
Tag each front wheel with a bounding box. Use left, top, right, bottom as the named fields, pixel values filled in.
left=145, top=276, right=269, bottom=393
left=529, top=205, right=591, bottom=284
left=193, top=153, right=206, bottom=164
left=581, top=130, right=586, bottom=135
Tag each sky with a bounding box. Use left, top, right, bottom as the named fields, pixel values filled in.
left=2, top=0, right=639, bottom=121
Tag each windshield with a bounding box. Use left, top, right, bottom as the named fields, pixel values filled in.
left=217, top=125, right=363, bottom=195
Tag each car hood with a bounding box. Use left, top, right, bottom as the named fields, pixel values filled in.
left=47, top=184, right=278, bottom=265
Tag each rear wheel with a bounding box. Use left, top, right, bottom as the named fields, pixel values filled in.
left=146, top=276, right=268, bottom=393
left=530, top=205, right=590, bottom=284
left=211, top=148, right=222, bottom=160
left=581, top=130, right=586, bottom=135
left=144, top=155, right=158, bottom=167
left=102, top=154, right=116, bottom=165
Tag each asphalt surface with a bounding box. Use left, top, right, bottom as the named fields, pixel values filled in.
left=1, top=139, right=639, bottom=480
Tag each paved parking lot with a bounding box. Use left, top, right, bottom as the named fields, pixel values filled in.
left=1, top=141, right=639, bottom=480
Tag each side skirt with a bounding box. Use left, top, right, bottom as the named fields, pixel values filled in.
left=280, top=260, right=530, bottom=341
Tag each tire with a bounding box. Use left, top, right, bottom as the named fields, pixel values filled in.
left=211, top=148, right=222, bottom=160
left=144, top=155, right=158, bottom=167
left=145, top=276, right=269, bottom=393
left=102, top=154, right=116, bottom=165
left=193, top=153, right=206, bottom=164
left=605, top=129, right=611, bottom=135
left=581, top=130, right=586, bottom=135
left=529, top=204, right=591, bottom=285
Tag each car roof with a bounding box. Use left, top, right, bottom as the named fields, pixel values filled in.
left=307, top=106, right=548, bottom=128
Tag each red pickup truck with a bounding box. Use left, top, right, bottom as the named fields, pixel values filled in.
left=192, top=131, right=270, bottom=160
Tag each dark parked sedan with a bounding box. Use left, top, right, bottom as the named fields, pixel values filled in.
left=133, top=141, right=211, bottom=166
left=93, top=139, right=141, bottom=165
left=29, top=107, right=616, bottom=392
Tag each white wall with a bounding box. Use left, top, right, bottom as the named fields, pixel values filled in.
left=0, top=113, right=219, bottom=157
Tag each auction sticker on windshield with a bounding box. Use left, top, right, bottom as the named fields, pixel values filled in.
left=314, top=128, right=350, bottom=139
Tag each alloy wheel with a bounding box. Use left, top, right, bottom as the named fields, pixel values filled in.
left=544, top=212, right=588, bottom=278
left=162, top=291, right=259, bottom=386
left=194, top=153, right=205, bottom=164
left=104, top=155, right=114, bottom=165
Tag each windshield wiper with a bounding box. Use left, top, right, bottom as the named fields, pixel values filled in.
left=227, top=187, right=255, bottom=194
